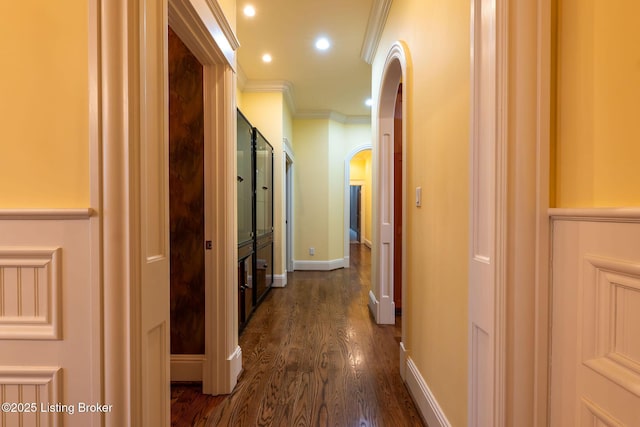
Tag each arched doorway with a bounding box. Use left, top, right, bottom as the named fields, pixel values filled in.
left=372, top=42, right=408, bottom=327
left=344, top=145, right=373, bottom=267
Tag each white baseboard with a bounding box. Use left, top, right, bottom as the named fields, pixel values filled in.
left=405, top=357, right=451, bottom=427
left=171, top=354, right=204, bottom=382
left=368, top=290, right=378, bottom=321
left=363, top=238, right=372, bottom=248
left=343, top=255, right=350, bottom=268
left=399, top=342, right=408, bottom=381
left=228, top=345, right=243, bottom=387
left=293, top=258, right=344, bottom=271
left=272, top=273, right=287, bottom=288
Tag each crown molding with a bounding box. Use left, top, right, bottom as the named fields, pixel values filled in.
left=360, top=0, right=393, bottom=64
left=294, top=110, right=371, bottom=124
left=242, top=79, right=296, bottom=114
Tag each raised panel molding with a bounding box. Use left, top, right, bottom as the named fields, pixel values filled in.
left=583, top=255, right=640, bottom=396
left=581, top=398, right=624, bottom=427
left=0, top=366, right=62, bottom=427
left=0, top=247, right=61, bottom=340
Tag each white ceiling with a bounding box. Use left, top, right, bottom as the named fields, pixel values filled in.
left=235, top=0, right=374, bottom=119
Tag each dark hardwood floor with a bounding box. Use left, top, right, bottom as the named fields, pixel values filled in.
left=171, top=244, right=424, bottom=426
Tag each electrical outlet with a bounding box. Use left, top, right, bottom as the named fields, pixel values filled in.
left=309, top=247, right=315, bottom=256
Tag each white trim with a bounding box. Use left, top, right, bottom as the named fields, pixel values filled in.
left=295, top=110, right=371, bottom=124
left=0, top=247, right=61, bottom=340
left=373, top=41, right=409, bottom=326
left=368, top=290, right=378, bottom=315
left=284, top=147, right=295, bottom=273
left=202, top=0, right=240, bottom=50
left=360, top=0, right=393, bottom=64
left=549, top=207, right=640, bottom=222
left=399, top=341, right=408, bottom=381
left=227, top=345, right=243, bottom=384
left=272, top=274, right=288, bottom=288
left=344, top=145, right=373, bottom=269
left=242, top=80, right=296, bottom=114
left=405, top=358, right=452, bottom=427
left=468, top=0, right=508, bottom=424
left=0, top=209, right=94, bottom=220
left=293, top=259, right=344, bottom=271
left=170, top=354, right=204, bottom=382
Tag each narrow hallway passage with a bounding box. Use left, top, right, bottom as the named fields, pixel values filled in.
left=172, top=244, right=424, bottom=426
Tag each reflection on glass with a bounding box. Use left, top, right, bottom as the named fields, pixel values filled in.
left=237, top=111, right=253, bottom=245
left=255, top=130, right=273, bottom=237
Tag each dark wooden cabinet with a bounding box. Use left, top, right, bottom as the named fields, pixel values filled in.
left=237, top=110, right=274, bottom=333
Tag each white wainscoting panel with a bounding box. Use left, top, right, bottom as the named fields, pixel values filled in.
left=550, top=211, right=640, bottom=426
left=0, top=211, right=101, bottom=427
left=0, top=366, right=62, bottom=427
left=0, top=247, right=61, bottom=339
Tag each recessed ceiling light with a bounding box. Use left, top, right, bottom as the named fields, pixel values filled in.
left=365, top=98, right=373, bottom=107
left=315, top=37, right=331, bottom=51
left=262, top=53, right=272, bottom=63
left=243, top=5, right=256, bottom=17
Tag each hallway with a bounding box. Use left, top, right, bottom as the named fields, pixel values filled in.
left=171, top=244, right=424, bottom=426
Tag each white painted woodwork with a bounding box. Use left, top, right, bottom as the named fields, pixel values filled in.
left=102, top=0, right=240, bottom=420
left=0, top=215, right=100, bottom=427
left=469, top=0, right=507, bottom=425
left=404, top=357, right=452, bottom=427
left=170, top=0, right=241, bottom=394
left=0, top=247, right=61, bottom=340
left=131, top=1, right=171, bottom=425
left=374, top=42, right=408, bottom=326
left=550, top=214, right=640, bottom=426
left=0, top=367, right=61, bottom=427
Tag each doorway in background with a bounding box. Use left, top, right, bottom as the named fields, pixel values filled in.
left=350, top=185, right=362, bottom=243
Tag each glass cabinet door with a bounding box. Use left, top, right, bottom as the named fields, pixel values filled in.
left=237, top=111, right=253, bottom=245
left=255, top=130, right=273, bottom=237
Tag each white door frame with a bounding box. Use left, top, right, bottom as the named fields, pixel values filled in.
left=344, top=144, right=372, bottom=268
left=101, top=0, right=239, bottom=424
left=284, top=147, right=295, bottom=273
left=468, top=0, right=552, bottom=425
left=372, top=42, right=408, bottom=326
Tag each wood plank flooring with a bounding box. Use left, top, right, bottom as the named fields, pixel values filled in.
left=171, top=244, right=424, bottom=426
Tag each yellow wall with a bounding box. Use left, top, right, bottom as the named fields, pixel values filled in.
left=293, top=119, right=371, bottom=263
left=0, top=1, right=89, bottom=208
left=372, top=0, right=469, bottom=425
left=350, top=149, right=372, bottom=244
left=555, top=0, right=640, bottom=207
left=293, top=119, right=330, bottom=260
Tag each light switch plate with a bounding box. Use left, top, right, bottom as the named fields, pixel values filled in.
left=416, top=187, right=422, bottom=207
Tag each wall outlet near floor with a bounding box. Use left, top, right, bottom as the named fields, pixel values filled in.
left=309, top=247, right=315, bottom=256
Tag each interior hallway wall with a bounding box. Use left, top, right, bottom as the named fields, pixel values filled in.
left=293, top=118, right=371, bottom=265
left=554, top=0, right=640, bottom=207
left=0, top=0, right=90, bottom=207
left=372, top=0, right=470, bottom=425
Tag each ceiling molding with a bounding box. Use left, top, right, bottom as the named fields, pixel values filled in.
left=242, top=80, right=296, bottom=113
left=360, top=0, right=393, bottom=64
left=295, top=110, right=371, bottom=124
